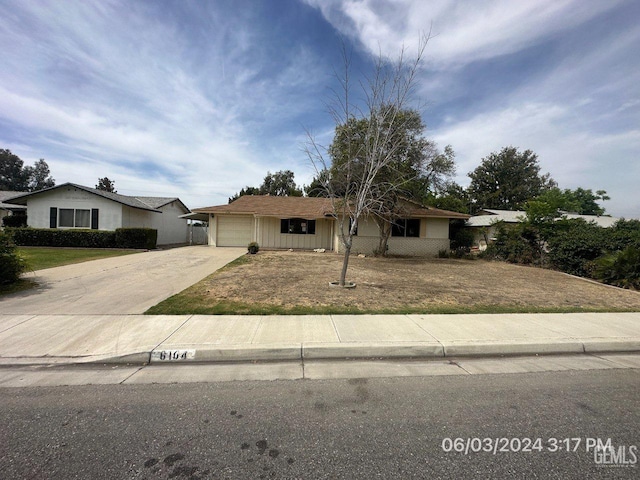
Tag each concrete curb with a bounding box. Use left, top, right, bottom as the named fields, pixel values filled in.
left=2, top=339, right=639, bottom=366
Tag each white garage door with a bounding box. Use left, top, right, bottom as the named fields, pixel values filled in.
left=217, top=215, right=253, bottom=246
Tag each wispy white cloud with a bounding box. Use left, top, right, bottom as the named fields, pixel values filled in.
left=433, top=101, right=640, bottom=217
left=0, top=0, right=638, bottom=219
left=305, top=0, right=640, bottom=217
left=304, top=0, right=624, bottom=67
left=0, top=0, right=328, bottom=206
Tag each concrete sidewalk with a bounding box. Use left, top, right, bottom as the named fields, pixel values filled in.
left=0, top=312, right=639, bottom=365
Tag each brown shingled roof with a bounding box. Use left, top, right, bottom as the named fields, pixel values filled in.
left=193, top=195, right=334, bottom=218
left=193, top=195, right=469, bottom=220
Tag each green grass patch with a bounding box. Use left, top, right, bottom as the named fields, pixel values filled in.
left=17, top=246, right=140, bottom=271
left=146, top=295, right=637, bottom=316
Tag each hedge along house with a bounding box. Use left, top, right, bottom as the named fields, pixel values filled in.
left=192, top=195, right=469, bottom=256
left=9, top=183, right=191, bottom=246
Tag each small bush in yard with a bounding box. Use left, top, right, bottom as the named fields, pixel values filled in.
left=248, top=242, right=259, bottom=254
left=0, top=231, right=26, bottom=285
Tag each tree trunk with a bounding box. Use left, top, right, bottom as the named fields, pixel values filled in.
left=339, top=243, right=352, bottom=286
left=374, top=217, right=392, bottom=256
left=377, top=224, right=392, bottom=256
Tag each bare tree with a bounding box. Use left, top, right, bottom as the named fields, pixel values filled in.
left=305, top=36, right=430, bottom=286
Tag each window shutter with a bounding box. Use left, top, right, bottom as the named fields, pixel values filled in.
left=91, top=209, right=99, bottom=230
left=49, top=207, right=57, bottom=228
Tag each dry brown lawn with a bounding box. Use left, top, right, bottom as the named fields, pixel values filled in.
left=148, top=251, right=640, bottom=314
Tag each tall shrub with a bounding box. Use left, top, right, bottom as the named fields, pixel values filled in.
left=2, top=213, right=27, bottom=228
left=594, top=246, right=640, bottom=289
left=485, top=223, right=543, bottom=265
left=545, top=219, right=607, bottom=276
left=0, top=231, right=26, bottom=285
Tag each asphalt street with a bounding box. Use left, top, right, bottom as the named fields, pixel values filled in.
left=1, top=368, right=638, bottom=479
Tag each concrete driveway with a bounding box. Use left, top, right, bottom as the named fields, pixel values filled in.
left=0, top=246, right=245, bottom=314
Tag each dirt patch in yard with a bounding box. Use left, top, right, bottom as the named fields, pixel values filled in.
left=152, top=251, right=640, bottom=314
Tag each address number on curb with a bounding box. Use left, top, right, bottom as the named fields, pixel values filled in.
left=151, top=350, right=196, bottom=362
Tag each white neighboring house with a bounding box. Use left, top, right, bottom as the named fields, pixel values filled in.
left=466, top=208, right=622, bottom=251
left=9, top=183, right=191, bottom=246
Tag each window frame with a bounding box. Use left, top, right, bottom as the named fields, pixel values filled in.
left=57, top=208, right=92, bottom=229
left=280, top=218, right=316, bottom=235
left=391, top=218, right=421, bottom=238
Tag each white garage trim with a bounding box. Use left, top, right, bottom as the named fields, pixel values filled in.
left=216, top=215, right=254, bottom=246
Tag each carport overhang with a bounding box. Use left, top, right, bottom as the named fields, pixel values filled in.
left=179, top=212, right=210, bottom=222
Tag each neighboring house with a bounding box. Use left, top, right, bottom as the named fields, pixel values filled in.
left=0, top=191, right=27, bottom=220
left=466, top=208, right=622, bottom=250
left=192, top=195, right=470, bottom=256
left=8, top=183, right=191, bottom=245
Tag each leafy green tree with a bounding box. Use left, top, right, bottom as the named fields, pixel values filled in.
left=259, top=170, right=303, bottom=197
left=1, top=149, right=30, bottom=191
left=27, top=159, right=55, bottom=191
left=228, top=186, right=260, bottom=203
left=1, top=150, right=55, bottom=192
left=531, top=187, right=609, bottom=216
left=327, top=108, right=456, bottom=254
left=468, top=146, right=555, bottom=212
left=304, top=169, right=331, bottom=197
left=306, top=36, right=430, bottom=284
left=229, top=170, right=303, bottom=203
left=96, top=177, right=117, bottom=192
left=425, top=182, right=470, bottom=214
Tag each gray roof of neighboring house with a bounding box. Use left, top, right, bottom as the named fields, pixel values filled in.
left=466, top=209, right=527, bottom=227
left=0, top=191, right=28, bottom=210
left=561, top=213, right=620, bottom=228
left=135, top=196, right=189, bottom=212
left=466, top=208, right=621, bottom=228
left=7, top=183, right=189, bottom=213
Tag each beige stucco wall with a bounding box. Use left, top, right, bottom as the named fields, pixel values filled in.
left=335, top=216, right=451, bottom=256
left=207, top=214, right=333, bottom=250
left=25, top=187, right=123, bottom=230
left=257, top=217, right=333, bottom=250
left=425, top=217, right=450, bottom=238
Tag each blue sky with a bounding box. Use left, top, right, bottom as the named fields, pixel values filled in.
left=0, top=0, right=638, bottom=217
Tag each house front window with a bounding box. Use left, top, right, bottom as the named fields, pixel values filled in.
left=392, top=218, right=420, bottom=237
left=59, top=208, right=91, bottom=228
left=280, top=218, right=316, bottom=234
